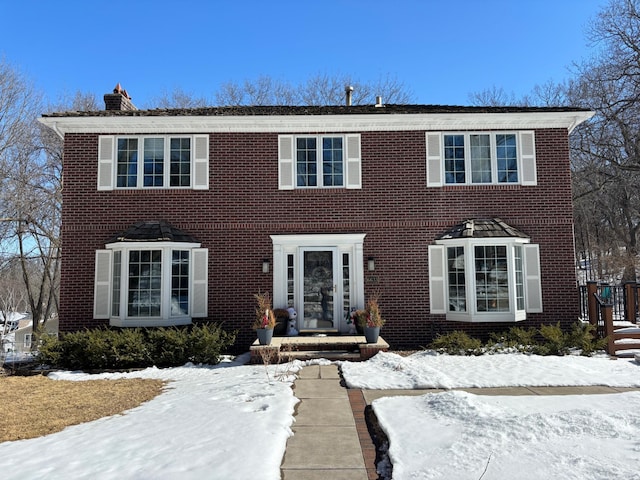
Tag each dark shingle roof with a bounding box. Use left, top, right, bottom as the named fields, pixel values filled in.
left=42, top=104, right=591, bottom=118
left=106, top=221, right=197, bottom=243
left=436, top=218, right=529, bottom=240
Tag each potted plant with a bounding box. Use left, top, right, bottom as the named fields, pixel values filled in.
left=349, top=309, right=367, bottom=335
left=357, top=296, right=385, bottom=343
left=253, top=292, right=276, bottom=345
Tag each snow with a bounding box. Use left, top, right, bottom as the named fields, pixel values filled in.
left=0, top=354, right=302, bottom=480
left=373, top=391, right=640, bottom=480
left=0, top=351, right=639, bottom=479
left=341, top=352, right=640, bottom=480
left=340, top=350, right=640, bottom=389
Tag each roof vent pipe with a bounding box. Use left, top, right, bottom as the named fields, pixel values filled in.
left=345, top=85, right=354, bottom=106
left=375, top=96, right=383, bottom=107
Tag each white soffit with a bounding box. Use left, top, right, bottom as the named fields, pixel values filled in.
left=39, top=111, right=595, bottom=136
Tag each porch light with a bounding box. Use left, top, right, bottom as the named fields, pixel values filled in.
left=368, top=257, right=376, bottom=271
left=262, top=259, right=270, bottom=273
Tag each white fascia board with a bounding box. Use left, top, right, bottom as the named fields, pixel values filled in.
left=39, top=111, right=595, bottom=136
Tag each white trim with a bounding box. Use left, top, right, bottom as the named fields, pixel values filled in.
left=433, top=237, right=534, bottom=323
left=437, top=131, right=534, bottom=186
left=102, top=241, right=204, bottom=327
left=270, top=233, right=366, bottom=333
left=94, top=250, right=113, bottom=319
left=105, top=135, right=207, bottom=190
left=39, top=111, right=594, bottom=135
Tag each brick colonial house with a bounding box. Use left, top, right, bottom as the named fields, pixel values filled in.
left=39, top=87, right=593, bottom=351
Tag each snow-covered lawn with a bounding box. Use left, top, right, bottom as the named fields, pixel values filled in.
left=0, top=354, right=301, bottom=480
left=342, top=352, right=640, bottom=480
left=0, top=351, right=638, bottom=479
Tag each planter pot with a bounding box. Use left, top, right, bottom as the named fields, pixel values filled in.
left=364, top=326, right=380, bottom=344
left=256, top=328, right=274, bottom=345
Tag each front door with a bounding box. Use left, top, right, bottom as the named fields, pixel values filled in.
left=270, top=233, right=367, bottom=334
left=301, top=248, right=338, bottom=330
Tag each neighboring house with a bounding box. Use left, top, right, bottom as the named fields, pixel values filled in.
left=39, top=87, right=593, bottom=351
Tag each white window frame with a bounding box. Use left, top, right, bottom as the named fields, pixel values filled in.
left=426, top=131, right=536, bottom=187
left=429, top=238, right=542, bottom=323
left=94, top=241, right=208, bottom=327
left=97, top=135, right=209, bottom=191
left=278, top=134, right=361, bottom=190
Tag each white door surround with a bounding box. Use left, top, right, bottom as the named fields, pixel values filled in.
left=270, top=233, right=366, bottom=333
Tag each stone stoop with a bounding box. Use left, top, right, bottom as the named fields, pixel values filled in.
left=249, top=335, right=389, bottom=364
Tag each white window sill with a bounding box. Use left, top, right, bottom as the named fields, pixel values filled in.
left=110, top=317, right=193, bottom=328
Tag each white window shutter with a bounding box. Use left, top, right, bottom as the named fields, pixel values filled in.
left=191, top=248, right=208, bottom=317
left=520, top=131, right=537, bottom=186
left=523, top=244, right=543, bottom=313
left=94, top=250, right=113, bottom=319
left=97, top=136, right=115, bottom=191
left=345, top=134, right=362, bottom=189
left=193, top=135, right=209, bottom=190
left=426, top=133, right=443, bottom=187
left=278, top=135, right=295, bottom=190
left=428, top=245, right=447, bottom=314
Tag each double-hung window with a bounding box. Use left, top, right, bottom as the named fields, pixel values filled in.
left=98, top=135, right=209, bottom=190
left=296, top=136, right=344, bottom=187
left=94, top=242, right=208, bottom=327
left=427, top=131, right=536, bottom=187
left=277, top=134, right=362, bottom=190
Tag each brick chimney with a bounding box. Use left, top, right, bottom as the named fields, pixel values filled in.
left=104, top=83, right=137, bottom=111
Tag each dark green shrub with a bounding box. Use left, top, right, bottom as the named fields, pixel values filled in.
left=429, top=331, right=483, bottom=355
left=488, top=326, right=537, bottom=353
left=36, top=333, right=64, bottom=366
left=147, top=327, right=190, bottom=367
left=107, top=328, right=150, bottom=367
left=35, top=323, right=236, bottom=370
left=566, top=321, right=608, bottom=356
left=534, top=322, right=569, bottom=355
left=187, top=323, right=236, bottom=365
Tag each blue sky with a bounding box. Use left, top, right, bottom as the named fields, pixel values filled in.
left=0, top=0, right=606, bottom=108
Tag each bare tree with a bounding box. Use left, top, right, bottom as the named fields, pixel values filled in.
left=568, top=0, right=640, bottom=281
left=146, top=86, right=211, bottom=109
left=210, top=73, right=414, bottom=106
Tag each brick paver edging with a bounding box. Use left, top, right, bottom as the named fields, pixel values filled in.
left=347, top=389, right=380, bottom=480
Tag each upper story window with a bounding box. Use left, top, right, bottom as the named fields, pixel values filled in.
left=427, top=131, right=536, bottom=187
left=98, top=135, right=209, bottom=191
left=296, top=136, right=345, bottom=187
left=278, top=134, right=362, bottom=190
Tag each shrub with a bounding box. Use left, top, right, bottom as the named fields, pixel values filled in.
left=187, top=323, right=236, bottom=365
left=567, top=321, right=608, bottom=356
left=426, top=321, right=607, bottom=357
left=488, top=326, right=537, bottom=353
left=429, top=331, right=483, bottom=355
left=35, top=323, right=236, bottom=370
left=147, top=327, right=190, bottom=367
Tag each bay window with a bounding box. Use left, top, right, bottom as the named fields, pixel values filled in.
left=429, top=238, right=541, bottom=323
left=94, top=242, right=208, bottom=327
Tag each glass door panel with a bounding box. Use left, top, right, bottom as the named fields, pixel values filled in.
left=302, top=249, right=336, bottom=329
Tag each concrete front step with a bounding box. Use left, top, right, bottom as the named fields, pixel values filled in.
left=285, top=350, right=361, bottom=361
left=250, top=335, right=389, bottom=364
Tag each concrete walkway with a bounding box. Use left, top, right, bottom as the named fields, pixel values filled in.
left=281, top=365, right=640, bottom=480
left=281, top=364, right=371, bottom=480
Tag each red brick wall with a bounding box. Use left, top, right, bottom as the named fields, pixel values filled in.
left=59, top=128, right=578, bottom=351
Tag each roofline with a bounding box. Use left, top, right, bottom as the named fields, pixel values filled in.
left=38, top=110, right=595, bottom=137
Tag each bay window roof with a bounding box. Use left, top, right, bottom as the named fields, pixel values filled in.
left=106, top=221, right=197, bottom=244
left=436, top=218, right=529, bottom=240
